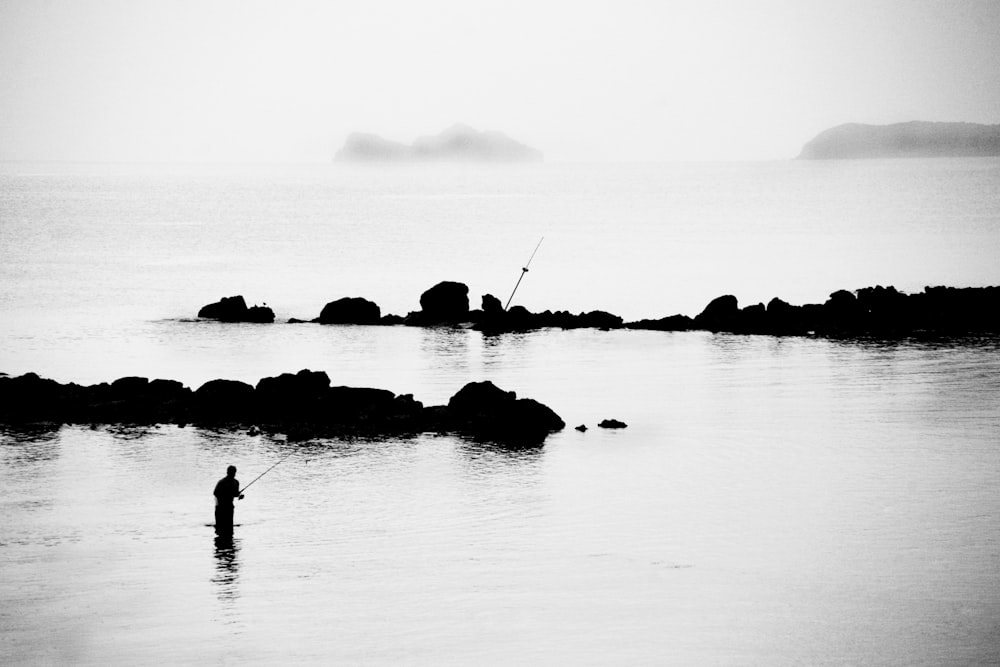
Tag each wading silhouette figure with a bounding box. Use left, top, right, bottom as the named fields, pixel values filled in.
left=213, top=465, right=244, bottom=535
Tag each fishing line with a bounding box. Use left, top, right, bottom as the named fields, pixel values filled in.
left=504, top=236, right=544, bottom=311
left=239, top=448, right=298, bottom=495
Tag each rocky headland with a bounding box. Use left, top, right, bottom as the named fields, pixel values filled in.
left=335, top=124, right=543, bottom=162
left=798, top=121, right=1000, bottom=159
left=0, top=371, right=565, bottom=446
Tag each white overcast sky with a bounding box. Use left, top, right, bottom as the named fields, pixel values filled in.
left=1, top=0, right=998, bottom=162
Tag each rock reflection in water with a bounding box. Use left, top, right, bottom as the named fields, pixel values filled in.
left=0, top=425, right=62, bottom=466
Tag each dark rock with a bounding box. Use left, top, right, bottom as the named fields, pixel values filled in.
left=800, top=304, right=825, bottom=332
left=598, top=419, right=627, bottom=429
left=0, top=372, right=75, bottom=422
left=0, top=371, right=565, bottom=445
left=912, top=285, right=1000, bottom=333
left=255, top=369, right=331, bottom=420
left=86, top=376, right=192, bottom=423
left=822, top=290, right=864, bottom=333
left=576, top=310, right=624, bottom=330
left=324, top=386, right=399, bottom=424
left=416, top=281, right=470, bottom=324
left=448, top=380, right=515, bottom=415
left=193, top=379, right=255, bottom=422
left=194, top=283, right=1000, bottom=338
left=626, top=314, right=694, bottom=331
left=739, top=303, right=767, bottom=333
left=693, top=295, right=740, bottom=332
left=510, top=398, right=566, bottom=432
left=765, top=297, right=807, bottom=334
left=110, top=376, right=149, bottom=397
left=474, top=303, right=627, bottom=334
left=198, top=295, right=274, bottom=323
left=503, top=305, right=536, bottom=330
left=476, top=293, right=507, bottom=332
left=198, top=295, right=246, bottom=320
left=245, top=306, right=275, bottom=323
left=575, top=424, right=588, bottom=432
left=482, top=293, right=503, bottom=316
left=148, top=378, right=187, bottom=400
left=446, top=380, right=565, bottom=445
left=318, top=297, right=381, bottom=325
left=856, top=285, right=912, bottom=334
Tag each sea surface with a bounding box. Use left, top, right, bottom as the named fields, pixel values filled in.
left=1, top=159, right=999, bottom=665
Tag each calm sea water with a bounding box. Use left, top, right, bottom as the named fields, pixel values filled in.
left=1, top=160, right=999, bottom=665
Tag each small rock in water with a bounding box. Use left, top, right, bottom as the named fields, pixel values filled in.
left=598, top=419, right=627, bottom=429
left=575, top=424, right=588, bottom=432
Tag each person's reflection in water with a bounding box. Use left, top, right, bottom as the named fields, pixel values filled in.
left=212, top=533, right=241, bottom=602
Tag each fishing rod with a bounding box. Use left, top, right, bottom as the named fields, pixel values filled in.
left=504, top=236, right=544, bottom=311
left=239, top=448, right=297, bottom=495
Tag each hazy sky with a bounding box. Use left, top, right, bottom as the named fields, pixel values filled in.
left=1, top=0, right=998, bottom=162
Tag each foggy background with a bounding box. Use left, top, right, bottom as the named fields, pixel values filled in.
left=1, top=0, right=999, bottom=163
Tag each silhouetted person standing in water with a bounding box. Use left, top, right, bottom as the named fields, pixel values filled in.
left=214, top=465, right=244, bottom=534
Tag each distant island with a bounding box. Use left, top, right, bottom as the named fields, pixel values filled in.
left=798, top=121, right=1000, bottom=159
left=335, top=124, right=543, bottom=162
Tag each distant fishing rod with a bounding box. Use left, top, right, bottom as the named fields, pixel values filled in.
left=504, top=236, right=544, bottom=311
left=239, top=449, right=297, bottom=495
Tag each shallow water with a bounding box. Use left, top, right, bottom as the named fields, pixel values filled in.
left=2, top=159, right=999, bottom=324
left=2, top=330, right=999, bottom=665
left=2, top=160, right=999, bottom=664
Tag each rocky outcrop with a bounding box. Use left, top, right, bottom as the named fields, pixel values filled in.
left=624, top=314, right=694, bottom=332
left=317, top=297, right=381, bottom=325
left=446, top=380, right=565, bottom=444
left=198, top=296, right=274, bottom=323
left=200, top=281, right=1000, bottom=338
left=473, top=301, right=624, bottom=334
left=405, top=281, right=471, bottom=325
left=627, top=285, right=1000, bottom=337
left=193, top=379, right=256, bottom=421
left=0, top=371, right=565, bottom=446
left=798, top=121, right=1000, bottom=159
left=692, top=295, right=740, bottom=332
